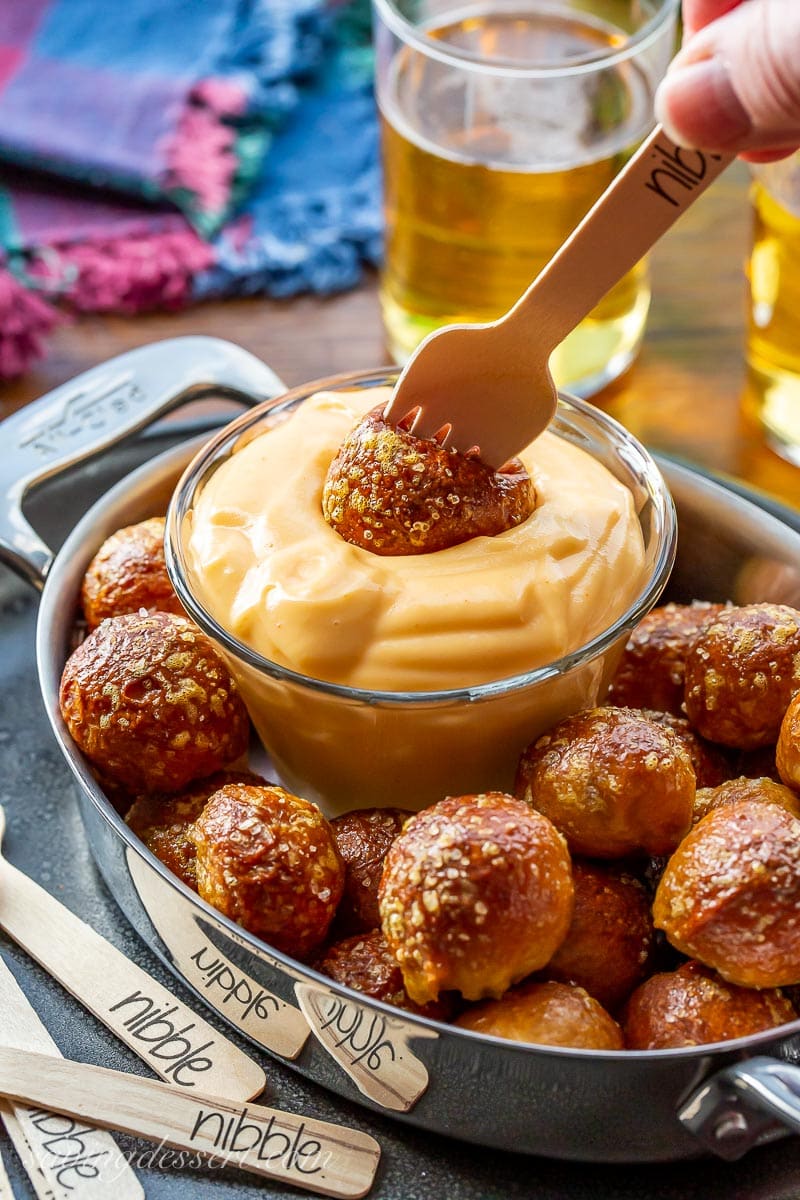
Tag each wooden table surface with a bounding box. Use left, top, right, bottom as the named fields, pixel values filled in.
left=2, top=160, right=799, bottom=509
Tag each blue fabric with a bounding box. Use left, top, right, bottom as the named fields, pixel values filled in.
left=0, top=0, right=331, bottom=231
left=196, top=34, right=382, bottom=300
left=0, top=0, right=383, bottom=378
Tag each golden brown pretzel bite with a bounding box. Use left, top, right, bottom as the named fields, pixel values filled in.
left=691, top=776, right=800, bottom=826
left=544, top=861, right=654, bottom=1011
left=777, top=689, right=800, bottom=790
left=189, top=782, right=344, bottom=960
left=330, top=807, right=410, bottom=937
left=379, top=793, right=573, bottom=1005
left=81, top=517, right=183, bottom=629
left=607, top=601, right=726, bottom=715
left=654, top=798, right=800, bottom=988
left=456, top=980, right=623, bottom=1049
left=125, top=769, right=265, bottom=891
left=316, top=928, right=452, bottom=1020
left=683, top=603, right=800, bottom=748
left=623, top=960, right=796, bottom=1049
left=59, top=611, right=250, bottom=794
left=516, top=707, right=695, bottom=858
left=639, top=710, right=730, bottom=789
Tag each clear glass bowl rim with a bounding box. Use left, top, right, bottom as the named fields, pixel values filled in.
left=165, top=368, right=677, bottom=706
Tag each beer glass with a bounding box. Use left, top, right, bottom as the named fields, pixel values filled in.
left=372, top=0, right=680, bottom=397
left=746, top=154, right=800, bottom=466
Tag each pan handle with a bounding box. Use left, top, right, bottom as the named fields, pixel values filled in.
left=679, top=1055, right=800, bottom=1160
left=0, top=336, right=286, bottom=591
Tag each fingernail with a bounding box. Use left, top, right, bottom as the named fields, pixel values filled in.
left=655, top=57, right=752, bottom=148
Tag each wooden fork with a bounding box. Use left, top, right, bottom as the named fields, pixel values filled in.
left=383, top=125, right=733, bottom=469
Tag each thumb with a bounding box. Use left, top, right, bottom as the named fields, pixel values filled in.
left=655, top=0, right=800, bottom=157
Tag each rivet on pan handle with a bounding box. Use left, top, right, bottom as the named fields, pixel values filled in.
left=678, top=1055, right=800, bottom=1159
left=0, top=336, right=286, bottom=590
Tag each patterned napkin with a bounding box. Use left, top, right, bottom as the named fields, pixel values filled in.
left=0, top=0, right=381, bottom=377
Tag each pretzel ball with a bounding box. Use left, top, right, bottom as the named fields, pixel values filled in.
left=653, top=798, right=800, bottom=988
left=607, top=602, right=726, bottom=715
left=455, top=980, right=623, bottom=1050
left=545, top=861, right=654, bottom=1011
left=59, top=611, right=250, bottom=794
left=379, top=793, right=573, bottom=1005
left=188, top=782, right=344, bottom=959
left=516, top=707, right=695, bottom=858
left=623, top=960, right=796, bottom=1050
left=692, top=776, right=800, bottom=826
left=777, top=689, right=800, bottom=791
left=640, top=710, right=730, bottom=790
left=683, top=603, right=800, bottom=748
left=315, top=929, right=452, bottom=1020
left=125, top=769, right=264, bottom=891
left=321, top=404, right=535, bottom=555
left=330, top=807, right=410, bottom=937
left=81, top=517, right=183, bottom=630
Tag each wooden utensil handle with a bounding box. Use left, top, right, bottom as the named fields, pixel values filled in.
left=0, top=1048, right=380, bottom=1200
left=0, top=855, right=266, bottom=1101
left=0, top=954, right=144, bottom=1199
left=508, top=127, right=734, bottom=351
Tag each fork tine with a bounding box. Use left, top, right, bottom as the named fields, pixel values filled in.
left=395, top=406, right=421, bottom=433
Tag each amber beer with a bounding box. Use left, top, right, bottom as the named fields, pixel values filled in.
left=746, top=175, right=800, bottom=465
left=377, top=6, right=665, bottom=395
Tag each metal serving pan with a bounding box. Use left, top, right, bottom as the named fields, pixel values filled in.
left=3, top=336, right=800, bottom=1165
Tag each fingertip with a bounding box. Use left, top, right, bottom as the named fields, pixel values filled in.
left=654, top=79, right=695, bottom=149
left=740, top=147, right=800, bottom=165
left=654, top=57, right=752, bottom=152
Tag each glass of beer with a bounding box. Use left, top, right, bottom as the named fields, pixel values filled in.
left=372, top=0, right=680, bottom=397
left=745, top=154, right=800, bottom=466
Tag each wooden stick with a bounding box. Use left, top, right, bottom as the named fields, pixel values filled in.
left=0, top=956, right=143, bottom=1200
left=0, top=807, right=266, bottom=1101
left=0, top=1047, right=381, bottom=1200
left=1, top=1106, right=62, bottom=1200
left=296, top=982, right=434, bottom=1113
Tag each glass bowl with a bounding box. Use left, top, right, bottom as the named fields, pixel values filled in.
left=165, top=369, right=676, bottom=815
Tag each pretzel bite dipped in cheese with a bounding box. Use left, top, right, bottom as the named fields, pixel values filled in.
left=321, top=404, right=535, bottom=554
left=181, top=383, right=650, bottom=812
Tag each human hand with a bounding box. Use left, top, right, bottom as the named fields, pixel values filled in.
left=655, top=0, right=800, bottom=161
